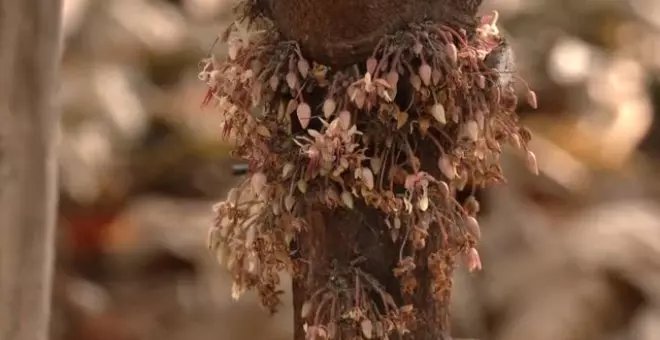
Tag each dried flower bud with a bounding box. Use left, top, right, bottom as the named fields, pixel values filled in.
left=297, top=59, right=310, bottom=78
left=231, top=282, right=244, bottom=300
left=526, top=150, right=539, bottom=175
left=419, top=64, right=432, bottom=86
left=413, top=42, right=423, bottom=55
left=297, top=179, right=308, bottom=193
left=250, top=172, right=267, bottom=195
left=286, top=72, right=298, bottom=89
left=511, top=134, right=522, bottom=149
left=286, top=99, right=298, bottom=114
left=282, top=163, right=295, bottom=178
left=218, top=217, right=232, bottom=237
left=228, top=42, right=240, bottom=60
left=445, top=43, right=458, bottom=64
left=271, top=200, right=281, bottom=216
left=361, top=167, right=375, bottom=190
left=377, top=87, right=393, bottom=102
left=255, top=125, right=271, bottom=138
left=438, top=181, right=450, bottom=198
left=370, top=157, right=382, bottom=174
left=341, top=191, right=354, bottom=209
left=269, top=75, right=279, bottom=91
left=429, top=103, right=446, bottom=124
left=438, top=156, right=456, bottom=180
left=404, top=175, right=416, bottom=191
left=361, top=319, right=373, bottom=339
left=338, top=110, right=351, bottom=130
left=432, top=69, right=442, bottom=85
left=526, top=89, right=538, bottom=109
left=410, top=75, right=422, bottom=91
left=418, top=192, right=429, bottom=211
left=322, top=98, right=337, bottom=118
left=296, top=102, right=312, bottom=129
left=353, top=89, right=366, bottom=108
left=386, top=71, right=399, bottom=88
left=465, top=216, right=481, bottom=241
left=464, top=196, right=480, bottom=216
left=284, top=195, right=296, bottom=212
left=455, top=169, right=468, bottom=190
left=226, top=188, right=239, bottom=205
left=247, top=251, right=259, bottom=274
left=463, top=120, right=479, bottom=141
left=465, top=248, right=482, bottom=272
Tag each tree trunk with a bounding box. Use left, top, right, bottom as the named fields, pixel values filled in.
left=0, top=1, right=62, bottom=340
left=206, top=1, right=527, bottom=339
left=292, top=204, right=454, bottom=340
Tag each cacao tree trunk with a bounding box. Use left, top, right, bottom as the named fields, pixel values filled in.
left=207, top=1, right=526, bottom=340
left=293, top=205, right=454, bottom=340
left=279, top=3, right=480, bottom=338
left=0, top=1, right=62, bottom=339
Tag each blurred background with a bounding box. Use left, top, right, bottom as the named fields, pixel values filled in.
left=52, top=0, right=660, bottom=339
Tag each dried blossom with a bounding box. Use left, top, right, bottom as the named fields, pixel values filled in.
left=200, top=8, right=535, bottom=338
left=322, top=98, right=337, bottom=118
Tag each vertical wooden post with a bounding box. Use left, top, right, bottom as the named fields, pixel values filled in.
left=0, top=1, right=62, bottom=340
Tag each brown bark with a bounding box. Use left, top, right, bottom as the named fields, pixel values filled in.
left=293, top=202, right=454, bottom=339
left=292, top=198, right=457, bottom=338
left=272, top=2, right=485, bottom=338
left=292, top=204, right=401, bottom=339
left=0, top=1, right=62, bottom=340
left=265, top=0, right=481, bottom=67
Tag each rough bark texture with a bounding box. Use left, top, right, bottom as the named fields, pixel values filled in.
left=293, top=204, right=402, bottom=340
left=267, top=0, right=482, bottom=67
left=292, top=171, right=456, bottom=340
left=0, top=1, right=62, bottom=340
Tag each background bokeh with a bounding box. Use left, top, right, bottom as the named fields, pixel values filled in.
left=52, top=0, right=660, bottom=339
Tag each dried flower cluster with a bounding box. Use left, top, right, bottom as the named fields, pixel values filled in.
left=201, top=5, right=536, bottom=339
